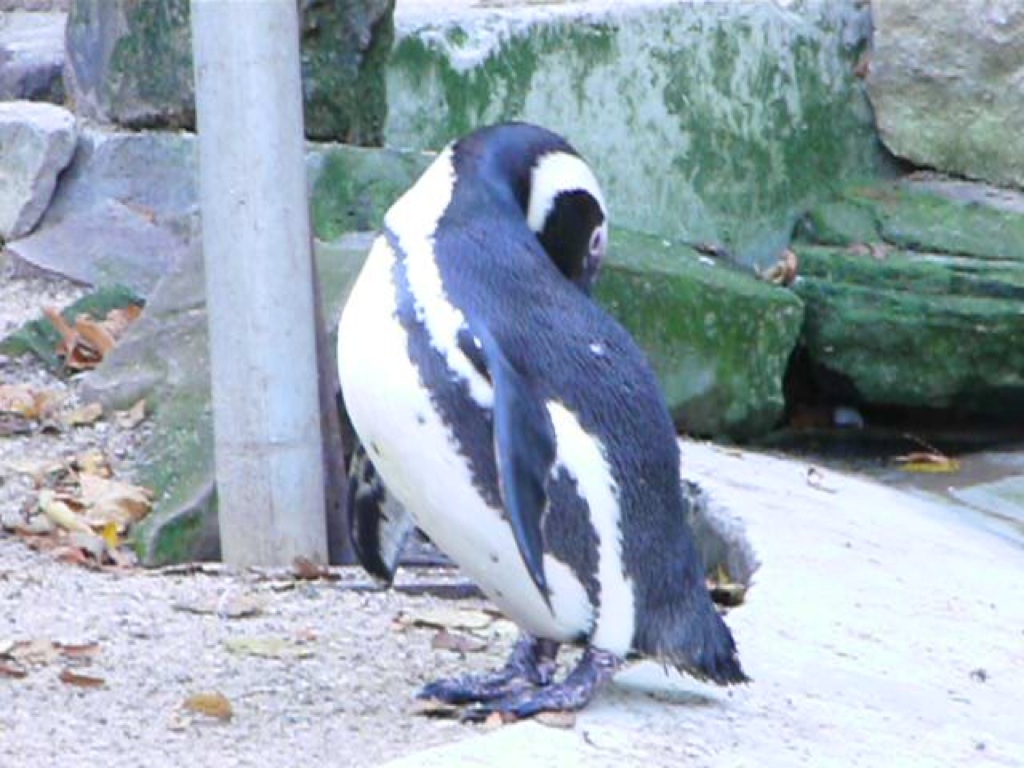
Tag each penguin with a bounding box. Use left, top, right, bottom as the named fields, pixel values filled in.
left=337, top=122, right=747, bottom=719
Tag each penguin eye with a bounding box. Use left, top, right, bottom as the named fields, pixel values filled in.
left=589, top=226, right=607, bottom=259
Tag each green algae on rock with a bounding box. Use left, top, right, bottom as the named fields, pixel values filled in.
left=792, top=180, right=1024, bottom=417
left=64, top=0, right=394, bottom=144
left=388, top=1, right=884, bottom=267
left=596, top=230, right=804, bottom=439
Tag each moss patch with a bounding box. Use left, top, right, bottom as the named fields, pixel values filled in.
left=309, top=145, right=431, bottom=240
left=791, top=180, right=1024, bottom=414
left=595, top=229, right=803, bottom=438
left=389, top=21, right=615, bottom=150
left=0, top=285, right=143, bottom=372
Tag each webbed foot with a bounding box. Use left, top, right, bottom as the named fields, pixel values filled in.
left=460, top=647, right=621, bottom=722
left=418, top=633, right=559, bottom=704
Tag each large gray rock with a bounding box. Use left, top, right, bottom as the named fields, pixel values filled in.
left=2, top=128, right=433, bottom=294
left=868, top=1, right=1024, bottom=189
left=4, top=128, right=197, bottom=294
left=79, top=233, right=373, bottom=565
left=0, top=11, right=66, bottom=103
left=388, top=0, right=883, bottom=267
left=0, top=100, right=76, bottom=240
left=63, top=0, right=394, bottom=143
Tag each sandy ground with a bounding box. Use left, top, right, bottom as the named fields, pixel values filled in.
left=4, top=266, right=1024, bottom=768
left=0, top=532, right=531, bottom=768
left=0, top=266, right=524, bottom=766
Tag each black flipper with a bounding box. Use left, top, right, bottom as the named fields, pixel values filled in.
left=460, top=327, right=557, bottom=607
left=347, top=440, right=414, bottom=584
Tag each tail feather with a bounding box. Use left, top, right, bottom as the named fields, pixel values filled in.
left=636, top=598, right=749, bottom=686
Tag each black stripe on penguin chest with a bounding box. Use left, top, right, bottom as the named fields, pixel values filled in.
left=387, top=232, right=601, bottom=613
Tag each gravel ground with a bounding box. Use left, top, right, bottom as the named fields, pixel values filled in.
left=0, top=265, right=514, bottom=767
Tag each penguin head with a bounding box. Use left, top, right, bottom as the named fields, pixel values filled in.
left=455, top=123, right=609, bottom=294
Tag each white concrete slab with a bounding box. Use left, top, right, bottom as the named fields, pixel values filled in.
left=383, top=441, right=1024, bottom=767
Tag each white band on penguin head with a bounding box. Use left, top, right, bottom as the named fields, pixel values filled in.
left=526, top=151, right=608, bottom=235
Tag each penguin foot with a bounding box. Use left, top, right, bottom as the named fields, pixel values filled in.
left=418, top=633, right=559, bottom=704
left=460, top=647, right=622, bottom=722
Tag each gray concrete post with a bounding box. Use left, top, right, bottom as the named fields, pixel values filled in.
left=191, top=0, right=328, bottom=566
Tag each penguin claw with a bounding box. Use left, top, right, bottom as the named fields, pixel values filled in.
left=417, top=633, right=559, bottom=705
left=458, top=647, right=621, bottom=722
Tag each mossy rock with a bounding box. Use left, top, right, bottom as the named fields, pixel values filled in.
left=792, top=246, right=1024, bottom=415
left=388, top=2, right=885, bottom=266
left=308, top=145, right=431, bottom=241
left=596, top=230, right=804, bottom=439
left=64, top=0, right=394, bottom=144
left=798, top=181, right=1024, bottom=261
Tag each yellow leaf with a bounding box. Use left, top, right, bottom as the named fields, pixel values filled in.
left=100, top=521, right=120, bottom=550
left=183, top=691, right=233, bottom=721
left=38, top=490, right=92, bottom=534
left=894, top=451, right=960, bottom=474
left=898, top=459, right=961, bottom=474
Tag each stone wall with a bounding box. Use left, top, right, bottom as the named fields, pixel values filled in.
left=62, top=0, right=394, bottom=143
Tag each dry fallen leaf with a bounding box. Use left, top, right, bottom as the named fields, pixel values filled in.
left=760, top=248, right=799, bottom=286
left=183, top=691, right=234, bottom=721
left=56, top=642, right=100, bottom=660
left=0, top=383, right=37, bottom=417
left=59, top=668, right=105, bottom=688
left=52, top=545, right=94, bottom=567
left=100, top=521, right=120, bottom=550
left=11, top=638, right=60, bottom=666
left=104, top=304, right=143, bottom=336
left=45, top=305, right=141, bottom=371
left=74, top=449, right=111, bottom=478
left=292, top=556, right=330, bottom=580
left=0, top=660, right=28, bottom=679
left=223, top=636, right=313, bottom=659
left=401, top=607, right=496, bottom=633
left=894, top=452, right=960, bottom=474
left=114, top=399, right=147, bottom=430
left=73, top=315, right=117, bottom=357
left=79, top=474, right=153, bottom=528
left=38, top=491, right=93, bottom=534
left=431, top=628, right=488, bottom=655
left=66, top=531, right=109, bottom=561
left=535, top=711, right=577, bottom=729
left=63, top=402, right=104, bottom=427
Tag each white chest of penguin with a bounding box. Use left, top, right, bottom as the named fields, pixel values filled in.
left=338, top=233, right=596, bottom=643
